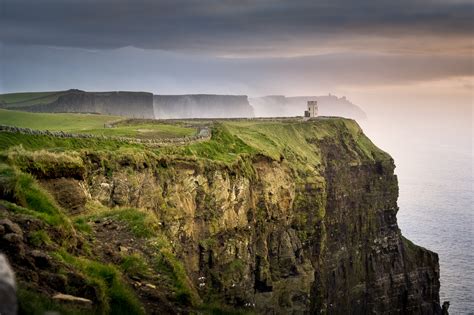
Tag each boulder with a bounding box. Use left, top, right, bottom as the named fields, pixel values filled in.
left=0, top=254, right=17, bottom=315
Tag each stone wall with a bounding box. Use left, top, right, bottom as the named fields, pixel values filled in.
left=0, top=125, right=211, bottom=147
left=153, top=94, right=255, bottom=119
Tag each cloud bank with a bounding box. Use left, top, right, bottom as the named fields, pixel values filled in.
left=1, top=0, right=472, bottom=56
left=0, top=0, right=472, bottom=97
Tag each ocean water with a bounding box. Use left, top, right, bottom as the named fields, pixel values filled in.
left=361, top=119, right=473, bottom=314
left=396, top=145, right=473, bottom=314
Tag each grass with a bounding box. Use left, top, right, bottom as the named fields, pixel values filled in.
left=18, top=287, right=91, bottom=315
left=0, top=163, right=72, bottom=230
left=6, top=145, right=85, bottom=178
left=146, top=235, right=200, bottom=306
left=160, top=118, right=384, bottom=171
left=161, top=123, right=256, bottom=164
left=120, top=254, right=151, bottom=278
left=85, top=207, right=159, bottom=238
left=153, top=249, right=199, bottom=306
left=0, top=132, right=145, bottom=152
left=0, top=90, right=68, bottom=108
left=224, top=120, right=323, bottom=166
left=0, top=109, right=197, bottom=139
left=28, top=230, right=52, bottom=247
left=82, top=123, right=196, bottom=139
left=0, top=110, right=385, bottom=169
left=56, top=250, right=145, bottom=315
left=0, top=108, right=119, bottom=130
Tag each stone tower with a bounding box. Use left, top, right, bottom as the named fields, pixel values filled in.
left=305, top=100, right=318, bottom=118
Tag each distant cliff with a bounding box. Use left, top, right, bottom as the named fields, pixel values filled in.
left=2, top=90, right=365, bottom=121
left=153, top=94, right=254, bottom=118
left=250, top=94, right=367, bottom=120
left=11, top=90, right=155, bottom=118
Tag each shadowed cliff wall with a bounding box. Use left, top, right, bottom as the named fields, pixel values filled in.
left=153, top=94, right=254, bottom=118
left=17, top=91, right=155, bottom=118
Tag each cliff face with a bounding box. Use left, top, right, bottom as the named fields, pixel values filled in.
left=153, top=94, right=254, bottom=118
left=312, top=139, right=439, bottom=314
left=18, top=90, right=155, bottom=118
left=0, top=119, right=441, bottom=314
left=250, top=95, right=367, bottom=120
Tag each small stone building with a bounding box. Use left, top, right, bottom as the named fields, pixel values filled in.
left=304, top=100, right=318, bottom=118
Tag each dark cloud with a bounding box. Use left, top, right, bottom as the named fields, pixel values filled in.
left=1, top=44, right=472, bottom=95
left=1, top=1, right=472, bottom=95
left=0, top=0, right=472, bottom=55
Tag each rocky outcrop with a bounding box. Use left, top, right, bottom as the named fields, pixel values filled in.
left=16, top=90, right=155, bottom=118
left=153, top=94, right=254, bottom=118
left=0, top=119, right=442, bottom=314
left=76, top=138, right=440, bottom=314
left=250, top=94, right=367, bottom=120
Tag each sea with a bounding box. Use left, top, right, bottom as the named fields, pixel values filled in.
left=361, top=115, right=473, bottom=314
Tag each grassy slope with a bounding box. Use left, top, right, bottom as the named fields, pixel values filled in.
left=0, top=110, right=385, bottom=165
left=0, top=109, right=196, bottom=138
left=162, top=119, right=386, bottom=168
left=0, top=91, right=69, bottom=108
left=0, top=108, right=119, bottom=131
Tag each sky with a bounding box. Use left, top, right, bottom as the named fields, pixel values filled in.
left=0, top=0, right=472, bottom=115
left=1, top=2, right=472, bottom=311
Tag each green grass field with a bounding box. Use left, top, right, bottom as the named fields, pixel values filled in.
left=158, top=118, right=385, bottom=170
left=0, top=109, right=384, bottom=170
left=0, top=109, right=197, bottom=139
left=0, top=108, right=119, bottom=131
left=0, top=91, right=69, bottom=108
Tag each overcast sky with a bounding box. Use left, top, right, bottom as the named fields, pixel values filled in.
left=0, top=0, right=472, bottom=112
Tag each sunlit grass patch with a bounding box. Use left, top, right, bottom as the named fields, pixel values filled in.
left=56, top=250, right=145, bottom=315
left=85, top=206, right=159, bottom=238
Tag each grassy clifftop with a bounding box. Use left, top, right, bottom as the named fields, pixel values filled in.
left=0, top=111, right=385, bottom=165
left=0, top=91, right=70, bottom=108
left=0, top=109, right=197, bottom=139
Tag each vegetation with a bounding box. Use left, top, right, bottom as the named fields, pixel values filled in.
left=0, top=109, right=196, bottom=139
left=0, top=108, right=119, bottom=130
left=56, top=250, right=145, bottom=315
left=159, top=118, right=386, bottom=173
left=161, top=123, right=256, bottom=163
left=85, top=207, right=159, bottom=238
left=0, top=90, right=69, bottom=108
left=6, top=145, right=85, bottom=178
left=0, top=132, right=145, bottom=152
left=18, top=287, right=90, bottom=315
left=83, top=122, right=196, bottom=139
left=153, top=248, right=199, bottom=306
left=120, top=254, right=151, bottom=278
left=0, top=163, right=72, bottom=230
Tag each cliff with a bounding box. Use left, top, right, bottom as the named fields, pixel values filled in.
left=153, top=94, right=254, bottom=118
left=0, top=118, right=442, bottom=314
left=9, top=90, right=155, bottom=118
left=250, top=95, right=367, bottom=120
